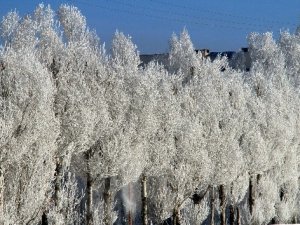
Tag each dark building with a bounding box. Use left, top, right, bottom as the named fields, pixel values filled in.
left=139, top=53, right=169, bottom=68
left=139, top=49, right=237, bottom=69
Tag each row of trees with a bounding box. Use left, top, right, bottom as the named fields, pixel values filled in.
left=0, top=4, right=299, bottom=225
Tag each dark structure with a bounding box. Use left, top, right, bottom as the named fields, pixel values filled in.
left=139, top=49, right=237, bottom=69
left=139, top=53, right=169, bottom=68
left=208, top=51, right=236, bottom=61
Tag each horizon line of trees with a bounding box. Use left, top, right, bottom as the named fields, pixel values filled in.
left=0, top=3, right=300, bottom=225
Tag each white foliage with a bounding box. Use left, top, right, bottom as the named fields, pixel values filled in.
left=58, top=4, right=87, bottom=42
left=47, top=171, right=84, bottom=225
left=0, top=47, right=58, bottom=224
left=231, top=172, right=249, bottom=204
left=34, top=4, right=64, bottom=65
left=111, top=30, right=140, bottom=71
left=169, top=28, right=198, bottom=74
left=0, top=10, right=20, bottom=43
left=253, top=175, right=278, bottom=224
left=279, top=30, right=300, bottom=87
left=0, top=3, right=300, bottom=224
left=181, top=198, right=210, bottom=225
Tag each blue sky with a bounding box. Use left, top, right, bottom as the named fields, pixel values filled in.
left=0, top=0, right=299, bottom=53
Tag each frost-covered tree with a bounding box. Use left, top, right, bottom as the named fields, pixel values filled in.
left=111, top=30, right=140, bottom=72
left=0, top=45, right=58, bottom=224
left=1, top=11, right=36, bottom=51
left=96, top=31, right=148, bottom=224
left=279, top=30, right=300, bottom=87
left=0, top=10, right=20, bottom=45
left=47, top=7, right=106, bottom=223
left=47, top=170, right=84, bottom=225
left=70, top=31, right=145, bottom=225
left=248, top=32, right=298, bottom=172
left=169, top=28, right=198, bottom=76
left=187, top=58, right=251, bottom=225
left=34, top=4, right=64, bottom=67
left=1, top=10, right=59, bottom=224
left=1, top=3, right=300, bottom=225
left=238, top=31, right=300, bottom=224
left=140, top=63, right=183, bottom=224
left=58, top=4, right=99, bottom=48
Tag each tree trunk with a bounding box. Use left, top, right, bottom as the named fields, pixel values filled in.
left=103, top=177, right=111, bottom=225
left=249, top=174, right=255, bottom=215
left=256, top=174, right=261, bottom=184
left=85, top=150, right=93, bottom=225
left=86, top=169, right=93, bottom=225
left=229, top=205, right=234, bottom=225
left=16, top=166, right=25, bottom=214
left=210, top=186, right=215, bottom=225
left=53, top=157, right=63, bottom=206
left=292, top=215, right=298, bottom=223
left=41, top=212, right=48, bottom=225
left=0, top=167, right=4, bottom=224
left=141, top=174, right=148, bottom=225
left=236, top=206, right=241, bottom=225
left=270, top=217, right=279, bottom=224
left=172, top=205, right=180, bottom=225
left=228, top=183, right=235, bottom=225
left=128, top=183, right=133, bottom=225
left=219, top=185, right=226, bottom=225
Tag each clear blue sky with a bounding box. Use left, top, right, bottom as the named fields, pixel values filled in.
left=0, top=0, right=299, bottom=53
